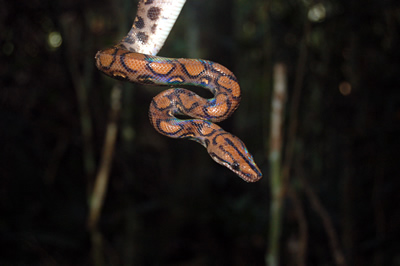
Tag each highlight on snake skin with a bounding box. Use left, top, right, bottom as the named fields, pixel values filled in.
left=95, top=1, right=262, bottom=182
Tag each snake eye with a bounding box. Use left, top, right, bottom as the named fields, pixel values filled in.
left=231, top=162, right=240, bottom=171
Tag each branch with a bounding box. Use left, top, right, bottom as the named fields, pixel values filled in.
left=266, top=63, right=287, bottom=266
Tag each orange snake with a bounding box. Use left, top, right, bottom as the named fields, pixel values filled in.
left=95, top=0, right=262, bottom=182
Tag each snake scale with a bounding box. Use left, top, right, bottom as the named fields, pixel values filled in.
left=95, top=0, right=262, bottom=182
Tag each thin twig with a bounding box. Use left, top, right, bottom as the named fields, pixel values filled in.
left=88, top=84, right=122, bottom=230
left=277, top=20, right=309, bottom=266
left=302, top=178, right=347, bottom=266
left=281, top=21, right=310, bottom=190
left=60, top=15, right=96, bottom=179
left=87, top=84, right=122, bottom=265
left=287, top=186, right=308, bottom=266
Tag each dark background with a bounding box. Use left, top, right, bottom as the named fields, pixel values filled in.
left=1, top=0, right=399, bottom=265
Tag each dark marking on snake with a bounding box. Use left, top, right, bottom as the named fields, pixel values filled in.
left=137, top=32, right=149, bottom=44
left=147, top=7, right=161, bottom=21
left=135, top=17, right=145, bottom=29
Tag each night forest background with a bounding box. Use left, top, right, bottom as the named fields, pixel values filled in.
left=1, top=0, right=400, bottom=265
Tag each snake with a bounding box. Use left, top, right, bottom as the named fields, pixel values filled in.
left=95, top=0, right=262, bottom=182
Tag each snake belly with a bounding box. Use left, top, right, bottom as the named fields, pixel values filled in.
left=95, top=47, right=262, bottom=182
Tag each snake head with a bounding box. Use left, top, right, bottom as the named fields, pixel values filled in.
left=208, top=133, right=262, bottom=182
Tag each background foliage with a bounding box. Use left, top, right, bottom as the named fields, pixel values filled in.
left=1, top=0, right=399, bottom=265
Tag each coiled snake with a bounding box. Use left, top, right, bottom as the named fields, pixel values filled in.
left=95, top=0, right=262, bottom=182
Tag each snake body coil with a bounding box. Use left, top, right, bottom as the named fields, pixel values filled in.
left=95, top=0, right=262, bottom=182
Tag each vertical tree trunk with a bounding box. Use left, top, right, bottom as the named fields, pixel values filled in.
left=266, top=63, right=287, bottom=266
